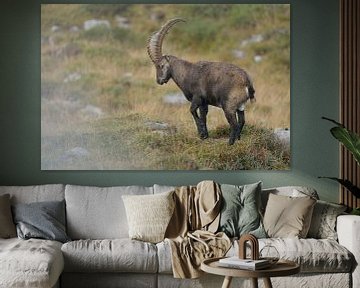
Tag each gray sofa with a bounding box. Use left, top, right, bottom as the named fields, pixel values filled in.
left=0, top=184, right=359, bottom=288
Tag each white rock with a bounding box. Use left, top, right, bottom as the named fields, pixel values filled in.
left=254, top=55, right=263, bottom=63
left=163, top=93, right=187, bottom=105
left=64, top=72, right=82, bottom=83
left=51, top=25, right=60, bottom=33
left=115, top=16, right=130, bottom=29
left=84, top=19, right=111, bottom=31
left=232, top=50, right=245, bottom=59
left=81, top=105, right=103, bottom=117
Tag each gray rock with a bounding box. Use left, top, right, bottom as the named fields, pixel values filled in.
left=59, top=147, right=90, bottom=162
left=241, top=34, right=264, bottom=47
left=232, top=50, right=245, bottom=59
left=273, top=128, right=290, bottom=147
left=115, top=16, right=130, bottom=29
left=254, top=55, right=263, bottom=63
left=69, top=26, right=80, bottom=33
left=81, top=105, right=103, bottom=118
left=84, top=19, right=111, bottom=31
left=150, top=11, right=165, bottom=22
left=56, top=43, right=82, bottom=58
left=163, top=92, right=187, bottom=105
left=51, top=25, right=61, bottom=33
left=64, top=72, right=82, bottom=83
left=145, top=121, right=169, bottom=131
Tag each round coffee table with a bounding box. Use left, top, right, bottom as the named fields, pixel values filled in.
left=201, top=257, right=300, bottom=288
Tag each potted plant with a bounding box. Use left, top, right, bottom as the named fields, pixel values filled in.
left=320, top=117, right=360, bottom=215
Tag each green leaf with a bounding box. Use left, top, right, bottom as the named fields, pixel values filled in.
left=318, top=177, right=360, bottom=198
left=330, top=127, right=360, bottom=165
left=322, top=117, right=360, bottom=165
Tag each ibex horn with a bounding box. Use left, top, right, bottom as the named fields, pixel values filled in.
left=147, top=18, right=186, bottom=64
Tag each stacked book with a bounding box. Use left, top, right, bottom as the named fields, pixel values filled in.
left=218, top=257, right=271, bottom=270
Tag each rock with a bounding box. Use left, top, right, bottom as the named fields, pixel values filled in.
left=273, top=128, right=290, bottom=147
left=150, top=11, right=165, bottom=22
left=64, top=72, right=82, bottom=83
left=59, top=147, right=90, bottom=162
left=163, top=92, right=187, bottom=105
left=232, top=50, right=245, bottom=59
left=145, top=121, right=170, bottom=131
left=51, top=25, right=61, bottom=33
left=254, top=55, right=263, bottom=63
left=115, top=16, right=130, bottom=29
left=84, top=19, right=111, bottom=31
left=81, top=105, right=103, bottom=118
left=69, top=26, right=80, bottom=33
left=241, top=34, right=264, bottom=47
left=56, top=43, right=82, bottom=58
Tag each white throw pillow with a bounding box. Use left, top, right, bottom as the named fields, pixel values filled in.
left=122, top=191, right=175, bottom=243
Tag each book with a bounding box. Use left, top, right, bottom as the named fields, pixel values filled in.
left=218, top=257, right=271, bottom=270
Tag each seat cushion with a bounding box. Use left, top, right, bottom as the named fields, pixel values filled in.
left=0, top=238, right=64, bottom=288
left=62, top=239, right=158, bottom=273
left=157, top=238, right=354, bottom=274
left=227, top=238, right=354, bottom=273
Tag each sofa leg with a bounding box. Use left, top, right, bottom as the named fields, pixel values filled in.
left=251, top=278, right=258, bottom=288
left=263, top=277, right=273, bottom=288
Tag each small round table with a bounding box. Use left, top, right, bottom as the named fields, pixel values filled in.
left=201, top=257, right=300, bottom=288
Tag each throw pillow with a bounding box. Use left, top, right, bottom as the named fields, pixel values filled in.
left=12, top=200, right=70, bottom=243
left=122, top=190, right=175, bottom=243
left=218, top=182, right=266, bottom=238
left=263, top=193, right=316, bottom=238
left=0, top=194, right=16, bottom=238
left=307, top=200, right=347, bottom=240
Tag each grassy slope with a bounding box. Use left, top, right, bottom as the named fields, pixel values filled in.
left=41, top=4, right=290, bottom=170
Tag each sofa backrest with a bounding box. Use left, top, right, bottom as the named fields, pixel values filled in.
left=0, top=184, right=65, bottom=204
left=65, top=184, right=153, bottom=240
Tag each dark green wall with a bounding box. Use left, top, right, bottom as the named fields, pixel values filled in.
left=0, top=0, right=340, bottom=203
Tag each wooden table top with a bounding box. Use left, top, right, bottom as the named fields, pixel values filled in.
left=201, top=257, right=300, bottom=278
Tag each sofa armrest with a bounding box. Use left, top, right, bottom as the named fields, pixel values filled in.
left=337, top=215, right=360, bottom=288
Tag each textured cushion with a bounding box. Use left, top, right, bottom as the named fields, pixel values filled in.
left=0, top=184, right=65, bottom=204
left=0, top=194, right=16, bottom=238
left=263, top=193, right=316, bottom=238
left=12, top=200, right=70, bottom=243
left=0, top=238, right=64, bottom=288
left=218, top=182, right=266, bottom=238
left=122, top=191, right=175, bottom=243
left=65, top=185, right=153, bottom=239
left=61, top=239, right=158, bottom=273
left=261, top=186, right=319, bottom=213
left=307, top=200, right=347, bottom=240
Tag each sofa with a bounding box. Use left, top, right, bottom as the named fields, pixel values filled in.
left=0, top=183, right=359, bottom=288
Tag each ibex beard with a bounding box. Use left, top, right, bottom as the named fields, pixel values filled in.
left=147, top=18, right=256, bottom=145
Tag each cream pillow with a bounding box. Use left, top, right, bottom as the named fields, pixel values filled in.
left=263, top=193, right=316, bottom=238
left=122, top=191, right=175, bottom=243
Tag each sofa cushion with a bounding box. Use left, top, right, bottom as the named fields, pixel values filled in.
left=61, top=239, right=158, bottom=273
left=158, top=237, right=353, bottom=274
left=0, top=184, right=65, bottom=204
left=261, top=186, right=319, bottom=213
left=0, top=194, right=16, bottom=238
left=218, top=182, right=266, bottom=238
left=263, top=193, right=316, bottom=238
left=12, top=200, right=70, bottom=243
left=65, top=185, right=153, bottom=239
left=0, top=238, right=64, bottom=288
left=307, top=200, right=347, bottom=240
left=122, top=191, right=175, bottom=243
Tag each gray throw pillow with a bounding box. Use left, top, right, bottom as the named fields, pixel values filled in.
left=0, top=194, right=16, bottom=238
left=218, top=182, right=266, bottom=238
left=307, top=200, right=347, bottom=240
left=12, top=200, right=70, bottom=243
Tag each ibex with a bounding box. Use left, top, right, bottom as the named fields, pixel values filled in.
left=147, top=18, right=256, bottom=145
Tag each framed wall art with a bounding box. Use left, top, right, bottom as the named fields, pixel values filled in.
left=41, top=4, right=290, bottom=170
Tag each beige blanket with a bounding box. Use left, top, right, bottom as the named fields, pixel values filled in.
left=165, top=181, right=231, bottom=278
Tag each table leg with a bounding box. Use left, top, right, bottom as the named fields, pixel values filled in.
left=263, top=277, right=273, bottom=288
left=251, top=278, right=258, bottom=288
left=222, top=276, right=233, bottom=288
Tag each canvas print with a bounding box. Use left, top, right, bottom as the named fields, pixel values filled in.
left=41, top=4, right=290, bottom=170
